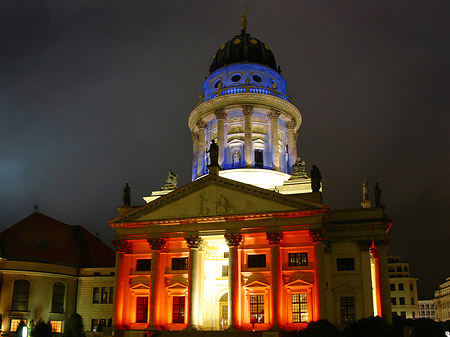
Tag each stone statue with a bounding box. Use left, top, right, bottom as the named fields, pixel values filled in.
left=206, top=139, right=219, bottom=166
left=311, top=165, right=322, bottom=192
left=363, top=180, right=369, bottom=202
left=375, top=182, right=382, bottom=208
left=232, top=149, right=241, bottom=167
left=241, top=5, right=248, bottom=32
left=291, top=158, right=306, bottom=176
left=123, top=183, right=131, bottom=206
left=166, top=170, right=177, bottom=187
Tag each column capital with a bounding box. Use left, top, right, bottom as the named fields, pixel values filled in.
left=191, top=132, right=199, bottom=141
left=185, top=235, right=202, bottom=249
left=112, top=239, right=131, bottom=253
left=309, top=228, right=326, bottom=243
left=287, top=119, right=296, bottom=129
left=214, top=107, right=227, bottom=120
left=242, top=104, right=253, bottom=116
left=224, top=233, right=243, bottom=247
left=196, top=118, right=207, bottom=129
left=147, top=238, right=166, bottom=251
left=266, top=231, right=283, bottom=245
left=268, top=108, right=281, bottom=119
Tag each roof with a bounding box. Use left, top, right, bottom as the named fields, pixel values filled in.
left=0, top=212, right=115, bottom=267
left=209, top=31, right=278, bottom=73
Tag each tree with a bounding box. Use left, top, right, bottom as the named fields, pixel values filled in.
left=300, top=319, right=340, bottom=337
left=31, top=320, right=52, bottom=337
left=64, top=314, right=85, bottom=337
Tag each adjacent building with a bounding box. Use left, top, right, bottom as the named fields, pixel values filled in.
left=434, top=277, right=450, bottom=322
left=0, top=210, right=115, bottom=335
left=387, top=256, right=419, bottom=319
left=109, top=16, right=393, bottom=335
left=418, top=300, right=435, bottom=320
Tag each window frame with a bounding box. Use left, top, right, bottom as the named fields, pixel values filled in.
left=291, top=293, right=308, bottom=323
left=340, top=296, right=356, bottom=324
left=136, top=297, right=148, bottom=323
left=248, top=254, right=266, bottom=268
left=171, top=257, right=188, bottom=271
left=51, top=282, right=65, bottom=313
left=172, top=296, right=185, bottom=323
left=11, top=279, right=30, bottom=312
left=250, top=294, right=265, bottom=323
left=336, top=258, right=355, bottom=271
left=136, top=259, right=152, bottom=272
left=289, top=253, right=308, bottom=267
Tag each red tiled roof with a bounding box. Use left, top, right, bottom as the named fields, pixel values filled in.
left=0, top=212, right=115, bottom=267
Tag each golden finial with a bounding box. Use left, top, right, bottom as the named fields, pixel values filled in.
left=241, top=5, right=248, bottom=33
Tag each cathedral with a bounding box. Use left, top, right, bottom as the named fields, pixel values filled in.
left=109, top=14, right=391, bottom=335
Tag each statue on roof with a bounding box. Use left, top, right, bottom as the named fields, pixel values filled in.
left=291, top=158, right=307, bottom=176
left=311, top=165, right=322, bottom=192
left=374, top=182, right=382, bottom=208
left=162, top=170, right=178, bottom=190
left=123, top=183, right=131, bottom=207
left=362, top=180, right=369, bottom=202
left=241, top=5, right=248, bottom=33
left=206, top=139, right=219, bottom=166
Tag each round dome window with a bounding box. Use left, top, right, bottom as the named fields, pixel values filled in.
left=231, top=74, right=242, bottom=82
left=252, top=74, right=263, bottom=82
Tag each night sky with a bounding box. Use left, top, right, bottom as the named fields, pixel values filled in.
left=1, top=1, right=449, bottom=299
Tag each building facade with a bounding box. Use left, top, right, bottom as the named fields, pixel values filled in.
left=109, top=18, right=392, bottom=335
left=387, top=256, right=419, bottom=319
left=0, top=211, right=115, bottom=335
left=418, top=300, right=435, bottom=320
left=434, top=277, right=450, bottom=322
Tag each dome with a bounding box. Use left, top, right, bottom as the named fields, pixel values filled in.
left=209, top=30, right=278, bottom=73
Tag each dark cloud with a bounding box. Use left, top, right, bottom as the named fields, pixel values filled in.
left=1, top=0, right=449, bottom=299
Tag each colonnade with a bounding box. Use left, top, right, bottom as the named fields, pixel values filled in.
left=191, top=105, right=298, bottom=180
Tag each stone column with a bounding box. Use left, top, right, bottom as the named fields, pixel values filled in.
left=242, top=105, right=253, bottom=168
left=196, top=119, right=206, bottom=177
left=372, top=240, right=392, bottom=323
left=191, top=132, right=199, bottom=181
left=268, top=109, right=281, bottom=170
left=309, top=229, right=327, bottom=320
left=214, top=108, right=227, bottom=168
left=225, top=233, right=243, bottom=330
left=185, top=236, right=202, bottom=330
left=112, top=240, right=131, bottom=330
left=147, top=238, right=166, bottom=330
left=287, top=119, right=297, bottom=171
left=358, top=241, right=374, bottom=316
left=266, top=231, right=283, bottom=330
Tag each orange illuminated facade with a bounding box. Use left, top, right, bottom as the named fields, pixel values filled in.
left=108, top=15, right=392, bottom=335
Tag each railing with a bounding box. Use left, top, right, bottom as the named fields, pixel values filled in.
left=198, top=85, right=290, bottom=105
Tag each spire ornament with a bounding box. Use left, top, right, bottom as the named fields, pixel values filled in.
left=241, top=5, right=248, bottom=33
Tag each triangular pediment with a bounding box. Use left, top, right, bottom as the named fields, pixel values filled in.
left=130, top=283, right=150, bottom=291
left=286, top=279, right=313, bottom=288
left=166, top=282, right=188, bottom=289
left=109, top=174, right=326, bottom=224
left=333, top=284, right=360, bottom=292
left=244, top=280, right=270, bottom=288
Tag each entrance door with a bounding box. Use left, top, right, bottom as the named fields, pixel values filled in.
left=219, top=293, right=228, bottom=329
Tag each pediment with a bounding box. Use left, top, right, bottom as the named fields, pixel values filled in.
left=130, top=283, right=150, bottom=291
left=244, top=280, right=270, bottom=288
left=166, top=282, right=188, bottom=290
left=285, top=271, right=314, bottom=286
left=333, top=283, right=360, bottom=292
left=129, top=277, right=149, bottom=288
left=110, top=174, right=326, bottom=224
left=286, top=279, right=313, bottom=288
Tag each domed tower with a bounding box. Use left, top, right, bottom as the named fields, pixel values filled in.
left=188, top=14, right=304, bottom=190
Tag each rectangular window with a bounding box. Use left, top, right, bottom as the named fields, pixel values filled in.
left=289, top=253, right=308, bottom=266
left=136, top=297, right=148, bottom=323
left=224, top=252, right=229, bottom=258
left=400, top=297, right=405, bottom=305
left=93, top=287, right=100, bottom=303
left=109, top=287, right=114, bottom=304
left=391, top=297, right=397, bottom=305
left=248, top=254, right=266, bottom=268
left=390, top=283, right=395, bottom=291
left=250, top=294, right=265, bottom=323
left=12, top=280, right=30, bottom=311
left=52, top=283, right=65, bottom=313
left=10, top=319, right=26, bottom=332
left=222, top=265, right=228, bottom=277
left=337, top=258, right=355, bottom=271
left=101, top=287, right=108, bottom=303
left=398, top=283, right=404, bottom=291
left=50, top=321, right=62, bottom=333
left=172, top=296, right=185, bottom=323
left=397, top=266, right=402, bottom=272
left=340, top=296, right=356, bottom=324
left=400, top=311, right=406, bottom=318
left=410, top=283, right=414, bottom=291
left=411, top=297, right=415, bottom=305
left=136, top=259, right=152, bottom=272
left=292, top=293, right=308, bottom=323
left=91, top=319, right=98, bottom=331
left=172, top=257, right=188, bottom=270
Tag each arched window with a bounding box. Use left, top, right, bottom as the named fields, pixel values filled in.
left=52, top=282, right=65, bottom=313
left=11, top=279, right=30, bottom=311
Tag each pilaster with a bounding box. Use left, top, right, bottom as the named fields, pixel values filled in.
left=225, top=233, right=243, bottom=330
left=147, top=238, right=166, bottom=330
left=185, top=235, right=202, bottom=330
left=309, top=229, right=327, bottom=320
left=242, top=105, right=253, bottom=167
left=266, top=231, right=283, bottom=330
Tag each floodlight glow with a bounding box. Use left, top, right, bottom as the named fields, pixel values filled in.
left=219, top=168, right=290, bottom=189
left=22, top=326, right=28, bottom=337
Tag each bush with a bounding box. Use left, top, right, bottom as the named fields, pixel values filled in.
left=64, top=314, right=85, bottom=337
left=31, top=320, right=53, bottom=337
left=300, top=319, right=340, bottom=337
left=344, top=316, right=400, bottom=337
